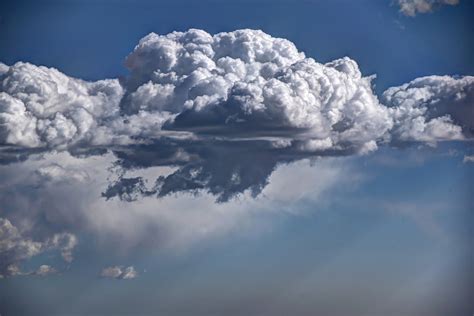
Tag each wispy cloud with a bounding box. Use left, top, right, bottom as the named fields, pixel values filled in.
left=463, top=154, right=474, bottom=163
left=396, top=0, right=460, bottom=16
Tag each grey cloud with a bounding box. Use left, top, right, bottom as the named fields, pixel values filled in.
left=36, top=163, right=89, bottom=183
left=100, top=265, right=138, bottom=279
left=102, top=176, right=153, bottom=202
left=1, top=151, right=352, bottom=255
left=397, top=0, right=460, bottom=16
left=106, top=139, right=300, bottom=202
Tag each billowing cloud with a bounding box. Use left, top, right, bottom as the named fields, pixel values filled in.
left=0, top=62, right=124, bottom=148
left=1, top=29, right=471, bottom=201
left=396, top=0, right=460, bottom=16
left=122, top=30, right=391, bottom=155
left=0, top=217, right=77, bottom=277
left=0, top=30, right=470, bottom=156
left=382, top=75, right=474, bottom=143
left=0, top=29, right=472, bottom=272
left=100, top=265, right=138, bottom=279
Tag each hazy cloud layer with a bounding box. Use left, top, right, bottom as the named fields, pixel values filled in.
left=0, top=150, right=353, bottom=262
left=397, top=0, right=460, bottom=16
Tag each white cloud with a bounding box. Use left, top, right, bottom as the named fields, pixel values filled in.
left=0, top=217, right=77, bottom=277
left=123, top=30, right=391, bottom=154
left=1, top=29, right=471, bottom=157
left=100, top=265, right=138, bottom=279
left=383, top=75, right=474, bottom=143
left=397, top=0, right=460, bottom=16
left=0, top=62, right=123, bottom=148
left=463, top=155, right=474, bottom=163
left=34, top=264, right=58, bottom=276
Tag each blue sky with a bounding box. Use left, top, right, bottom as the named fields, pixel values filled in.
left=0, top=0, right=473, bottom=315
left=1, top=0, right=473, bottom=91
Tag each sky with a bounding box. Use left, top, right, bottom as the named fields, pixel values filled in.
left=0, top=0, right=473, bottom=315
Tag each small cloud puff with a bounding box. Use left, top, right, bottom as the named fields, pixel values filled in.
left=34, top=265, right=58, bottom=276
left=100, top=265, right=138, bottom=280
left=397, top=0, right=460, bottom=16
left=463, top=155, right=474, bottom=163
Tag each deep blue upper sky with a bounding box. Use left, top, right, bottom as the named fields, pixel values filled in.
left=1, top=0, right=473, bottom=95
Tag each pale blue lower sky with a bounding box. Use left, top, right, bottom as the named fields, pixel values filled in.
left=1, top=143, right=472, bottom=315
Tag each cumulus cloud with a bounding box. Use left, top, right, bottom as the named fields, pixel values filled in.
left=396, top=0, right=460, bottom=16
left=33, top=264, right=58, bottom=276
left=0, top=29, right=471, bottom=202
left=121, top=30, right=394, bottom=156
left=0, top=27, right=469, bottom=291
left=382, top=75, right=474, bottom=143
left=0, top=217, right=77, bottom=277
left=0, top=62, right=125, bottom=149
left=1, top=29, right=471, bottom=158
left=100, top=265, right=138, bottom=279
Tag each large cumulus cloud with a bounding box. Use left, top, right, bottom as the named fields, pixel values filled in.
left=0, top=26, right=472, bottom=275
left=121, top=29, right=391, bottom=155
left=0, top=29, right=472, bottom=205
left=1, top=30, right=471, bottom=153
left=0, top=29, right=472, bottom=202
